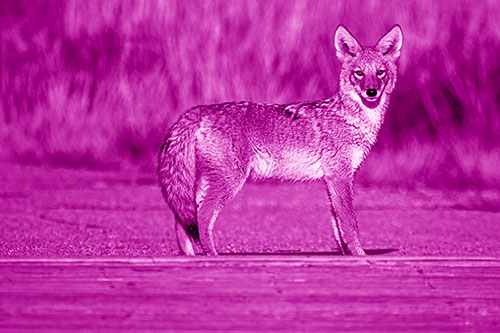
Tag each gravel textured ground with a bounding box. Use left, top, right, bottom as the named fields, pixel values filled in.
left=1, top=163, right=499, bottom=257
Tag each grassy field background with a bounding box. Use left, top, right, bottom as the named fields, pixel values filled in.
left=1, top=0, right=499, bottom=187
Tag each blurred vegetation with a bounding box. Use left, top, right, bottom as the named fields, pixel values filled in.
left=1, top=0, right=499, bottom=186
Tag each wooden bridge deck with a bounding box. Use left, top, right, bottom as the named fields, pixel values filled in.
left=1, top=256, right=499, bottom=332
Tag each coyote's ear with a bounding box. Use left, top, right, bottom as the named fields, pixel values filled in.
left=375, top=25, right=403, bottom=59
left=334, top=25, right=362, bottom=60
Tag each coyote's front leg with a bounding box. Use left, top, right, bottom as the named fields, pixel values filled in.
left=324, top=176, right=366, bottom=255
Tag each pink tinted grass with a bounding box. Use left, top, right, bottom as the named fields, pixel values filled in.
left=1, top=0, right=499, bottom=186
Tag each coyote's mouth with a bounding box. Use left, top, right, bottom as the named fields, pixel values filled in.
left=361, top=95, right=381, bottom=108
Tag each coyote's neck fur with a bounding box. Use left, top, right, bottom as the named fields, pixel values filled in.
left=337, top=88, right=390, bottom=145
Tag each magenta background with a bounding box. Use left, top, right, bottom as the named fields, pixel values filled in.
left=1, top=0, right=499, bottom=186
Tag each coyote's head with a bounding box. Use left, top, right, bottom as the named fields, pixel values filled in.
left=334, top=25, right=403, bottom=109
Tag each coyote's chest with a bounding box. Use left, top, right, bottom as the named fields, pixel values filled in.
left=249, top=148, right=324, bottom=181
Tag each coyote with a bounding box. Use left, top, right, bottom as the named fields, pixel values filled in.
left=158, top=25, right=403, bottom=256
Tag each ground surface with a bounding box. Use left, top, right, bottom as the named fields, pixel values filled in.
left=1, top=163, right=500, bottom=331
left=1, top=163, right=499, bottom=257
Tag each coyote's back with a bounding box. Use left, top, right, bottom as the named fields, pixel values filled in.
left=158, top=24, right=403, bottom=256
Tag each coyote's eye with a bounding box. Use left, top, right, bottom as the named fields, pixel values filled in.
left=377, top=69, right=386, bottom=77
left=354, top=70, right=364, bottom=78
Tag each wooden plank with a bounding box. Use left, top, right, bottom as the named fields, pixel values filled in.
left=0, top=257, right=499, bottom=332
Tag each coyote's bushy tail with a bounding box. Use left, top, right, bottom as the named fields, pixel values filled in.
left=158, top=109, right=200, bottom=241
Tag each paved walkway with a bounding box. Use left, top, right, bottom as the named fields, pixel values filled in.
left=1, top=257, right=499, bottom=331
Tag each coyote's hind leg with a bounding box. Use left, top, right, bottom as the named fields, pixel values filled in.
left=196, top=171, right=248, bottom=255
left=175, top=218, right=196, bottom=256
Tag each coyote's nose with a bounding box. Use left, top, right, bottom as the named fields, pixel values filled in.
left=366, top=89, right=377, bottom=97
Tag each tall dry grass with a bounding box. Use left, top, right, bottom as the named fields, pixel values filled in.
left=1, top=0, right=499, bottom=186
